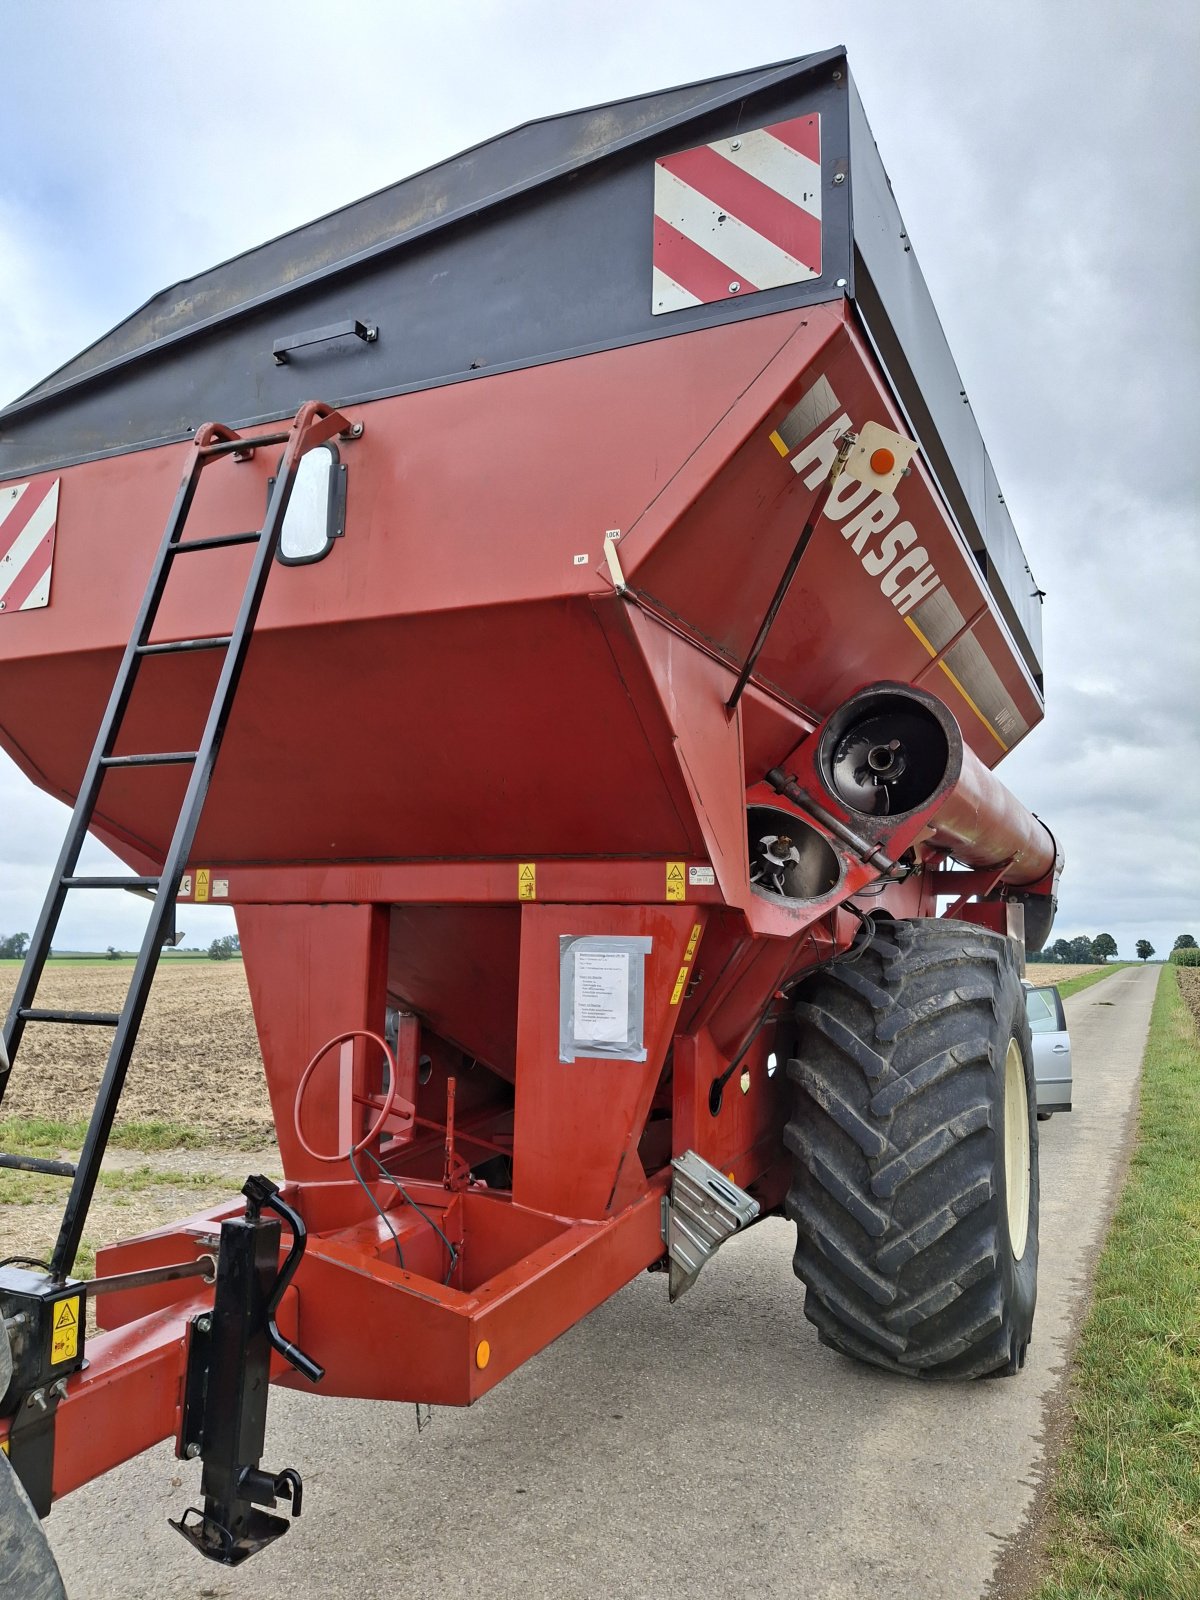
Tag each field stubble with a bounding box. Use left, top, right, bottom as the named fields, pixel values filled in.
left=0, top=963, right=276, bottom=1276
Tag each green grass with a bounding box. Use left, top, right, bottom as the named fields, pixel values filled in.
left=0, top=1163, right=226, bottom=1206
left=1033, top=966, right=1200, bottom=1597
left=1055, top=964, right=1132, bottom=1000
left=0, top=1115, right=208, bottom=1156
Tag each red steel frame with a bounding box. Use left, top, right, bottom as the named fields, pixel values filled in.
left=0, top=304, right=1057, bottom=1502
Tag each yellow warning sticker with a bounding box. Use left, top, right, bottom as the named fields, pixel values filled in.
left=768, top=429, right=791, bottom=458
left=0, top=1437, right=8, bottom=1456
left=518, top=863, right=537, bottom=902
left=666, top=862, right=686, bottom=902
left=50, top=1296, right=80, bottom=1365
left=684, top=923, right=702, bottom=960
left=669, top=964, right=690, bottom=1006
left=195, top=868, right=211, bottom=904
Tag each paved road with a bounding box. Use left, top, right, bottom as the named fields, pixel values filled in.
left=45, top=964, right=1159, bottom=1600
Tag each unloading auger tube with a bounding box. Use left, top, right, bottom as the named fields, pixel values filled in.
left=770, top=682, right=1062, bottom=944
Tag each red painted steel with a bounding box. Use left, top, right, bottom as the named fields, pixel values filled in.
left=0, top=294, right=1055, bottom=1509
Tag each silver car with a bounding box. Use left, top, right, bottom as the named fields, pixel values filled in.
left=1022, top=980, right=1072, bottom=1119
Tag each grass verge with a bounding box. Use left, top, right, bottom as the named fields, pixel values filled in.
left=1056, top=965, right=1132, bottom=1000
left=1033, top=965, right=1200, bottom=1597
left=0, top=1115, right=208, bottom=1155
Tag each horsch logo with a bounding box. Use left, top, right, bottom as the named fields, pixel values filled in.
left=785, top=411, right=941, bottom=616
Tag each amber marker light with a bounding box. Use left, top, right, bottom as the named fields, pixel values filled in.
left=475, top=1339, right=491, bottom=1370
left=870, top=447, right=896, bottom=476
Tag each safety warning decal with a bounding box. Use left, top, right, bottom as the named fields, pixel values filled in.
left=665, top=862, right=686, bottom=902
left=51, top=1296, right=80, bottom=1365
left=518, top=863, right=537, bottom=901
left=195, top=868, right=211, bottom=903
left=670, top=922, right=704, bottom=1006
left=0, top=477, right=59, bottom=615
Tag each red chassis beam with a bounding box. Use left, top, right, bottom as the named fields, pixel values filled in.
left=0, top=1177, right=670, bottom=1501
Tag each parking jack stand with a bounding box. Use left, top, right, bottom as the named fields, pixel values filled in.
left=170, top=1176, right=323, bottom=1565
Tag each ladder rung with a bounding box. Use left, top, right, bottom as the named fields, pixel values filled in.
left=136, top=635, right=233, bottom=656
left=100, top=751, right=197, bottom=768
left=167, top=531, right=261, bottom=553
left=62, top=875, right=161, bottom=890
left=0, top=1153, right=77, bottom=1178
left=18, top=1009, right=122, bottom=1026
left=198, top=431, right=291, bottom=458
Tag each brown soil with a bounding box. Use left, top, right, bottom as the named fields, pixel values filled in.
left=1025, top=963, right=1121, bottom=986
left=0, top=962, right=272, bottom=1139
left=1177, top=965, right=1200, bottom=1033
left=1, top=964, right=279, bottom=1286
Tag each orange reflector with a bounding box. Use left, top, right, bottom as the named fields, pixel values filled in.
left=726, top=1170, right=736, bottom=1182
left=870, top=447, right=896, bottom=475
left=475, top=1339, right=491, bottom=1370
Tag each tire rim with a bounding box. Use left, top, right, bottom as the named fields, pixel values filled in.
left=1004, top=1036, right=1031, bottom=1261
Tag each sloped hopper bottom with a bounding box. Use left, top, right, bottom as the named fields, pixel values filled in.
left=747, top=806, right=842, bottom=902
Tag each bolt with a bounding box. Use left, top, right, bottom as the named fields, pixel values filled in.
left=0, top=601, right=6, bottom=612
left=729, top=139, right=741, bottom=151
left=340, top=421, right=364, bottom=440
left=50, top=1378, right=69, bottom=1400
left=832, top=70, right=843, bottom=81
left=28, top=1390, right=46, bottom=1411
left=836, top=278, right=848, bottom=288
left=185, top=1441, right=201, bottom=1459
left=196, top=1315, right=212, bottom=1334
left=833, top=172, right=845, bottom=185
left=728, top=281, right=741, bottom=294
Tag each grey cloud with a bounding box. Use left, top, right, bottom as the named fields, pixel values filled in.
left=0, top=1, right=1196, bottom=964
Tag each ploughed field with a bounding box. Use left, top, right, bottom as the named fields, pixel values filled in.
left=0, top=962, right=270, bottom=1134
left=1025, top=964, right=1121, bottom=986
left=0, top=962, right=276, bottom=1282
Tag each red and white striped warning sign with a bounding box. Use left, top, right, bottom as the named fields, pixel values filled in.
left=652, top=115, right=822, bottom=314
left=0, top=477, right=59, bottom=615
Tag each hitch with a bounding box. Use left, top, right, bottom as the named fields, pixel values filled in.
left=170, top=1176, right=323, bottom=1565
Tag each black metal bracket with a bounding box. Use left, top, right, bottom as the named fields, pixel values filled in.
left=272, top=319, right=377, bottom=365
left=169, top=1177, right=321, bottom=1566
left=0, top=1265, right=88, bottom=1517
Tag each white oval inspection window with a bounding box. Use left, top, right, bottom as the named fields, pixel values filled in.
left=276, top=444, right=345, bottom=564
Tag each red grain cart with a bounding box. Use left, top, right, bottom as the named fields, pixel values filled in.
left=0, top=49, right=1059, bottom=1589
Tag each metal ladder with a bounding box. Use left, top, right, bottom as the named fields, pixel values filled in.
left=0, top=399, right=349, bottom=1280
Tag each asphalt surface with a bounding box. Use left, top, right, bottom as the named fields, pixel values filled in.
left=45, top=963, right=1159, bottom=1600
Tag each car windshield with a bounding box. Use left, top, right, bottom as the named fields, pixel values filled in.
left=1025, top=987, right=1059, bottom=1034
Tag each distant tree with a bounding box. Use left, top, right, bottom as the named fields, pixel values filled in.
left=0, top=932, right=30, bottom=960
left=1091, top=933, right=1118, bottom=962
left=1135, top=939, right=1155, bottom=962
left=1173, top=933, right=1197, bottom=951
left=106, top=945, right=122, bottom=961
left=1067, top=934, right=1098, bottom=965
left=207, top=935, right=240, bottom=961
left=1049, top=937, right=1074, bottom=965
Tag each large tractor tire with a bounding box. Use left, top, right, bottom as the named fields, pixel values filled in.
left=0, top=1452, right=66, bottom=1600
left=785, top=918, right=1038, bottom=1380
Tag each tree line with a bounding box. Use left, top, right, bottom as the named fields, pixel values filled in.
left=1, top=931, right=240, bottom=961
left=1030, top=933, right=1196, bottom=965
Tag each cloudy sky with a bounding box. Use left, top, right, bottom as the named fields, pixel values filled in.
left=1, top=2, right=1196, bottom=959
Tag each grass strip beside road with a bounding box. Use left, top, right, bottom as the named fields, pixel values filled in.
left=1054, top=964, right=1132, bottom=1000
left=1034, top=965, right=1200, bottom=1598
